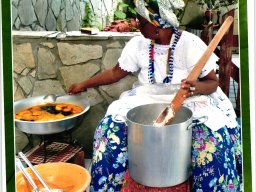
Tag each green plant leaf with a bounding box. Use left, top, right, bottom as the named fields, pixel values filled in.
left=128, top=7, right=137, bottom=15
left=82, top=2, right=96, bottom=27
left=114, top=10, right=126, bottom=19
left=117, top=2, right=129, bottom=8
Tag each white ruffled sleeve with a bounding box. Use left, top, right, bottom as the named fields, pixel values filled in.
left=118, top=36, right=141, bottom=72
left=185, top=32, right=218, bottom=78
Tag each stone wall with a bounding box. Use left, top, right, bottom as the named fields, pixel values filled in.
left=12, top=0, right=124, bottom=31
left=13, top=31, right=140, bottom=157
left=12, top=0, right=84, bottom=31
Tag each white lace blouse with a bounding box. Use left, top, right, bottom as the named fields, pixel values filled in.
left=118, top=31, right=217, bottom=84
left=106, top=31, right=238, bottom=131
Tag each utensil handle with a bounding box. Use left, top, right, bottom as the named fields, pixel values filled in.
left=16, top=158, right=40, bottom=192
left=56, top=93, right=68, bottom=97
left=18, top=152, right=52, bottom=192
left=112, top=114, right=127, bottom=124
left=171, top=16, right=234, bottom=114
left=187, top=116, right=208, bottom=130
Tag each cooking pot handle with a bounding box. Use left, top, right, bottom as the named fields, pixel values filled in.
left=187, top=116, right=208, bottom=130
left=112, top=114, right=127, bottom=125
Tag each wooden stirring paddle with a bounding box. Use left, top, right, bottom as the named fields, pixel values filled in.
left=154, top=16, right=234, bottom=126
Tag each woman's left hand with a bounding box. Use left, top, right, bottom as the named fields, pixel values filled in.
left=181, top=79, right=199, bottom=98
left=180, top=70, right=219, bottom=98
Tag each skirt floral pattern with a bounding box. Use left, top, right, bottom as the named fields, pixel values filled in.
left=90, top=115, right=128, bottom=192
left=191, top=121, right=242, bottom=192
left=90, top=115, right=242, bottom=192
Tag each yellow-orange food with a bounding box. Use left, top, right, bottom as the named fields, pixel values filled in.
left=15, top=103, right=83, bottom=122
left=16, top=162, right=91, bottom=192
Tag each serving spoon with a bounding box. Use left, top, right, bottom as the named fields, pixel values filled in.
left=154, top=16, right=234, bottom=126
left=43, top=94, right=67, bottom=103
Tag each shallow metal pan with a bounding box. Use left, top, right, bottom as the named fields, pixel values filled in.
left=14, top=95, right=90, bottom=135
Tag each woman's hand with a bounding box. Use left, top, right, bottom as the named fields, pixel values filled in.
left=181, top=80, right=199, bottom=98
left=68, top=63, right=130, bottom=95
left=181, top=70, right=219, bottom=98
left=68, top=83, right=86, bottom=95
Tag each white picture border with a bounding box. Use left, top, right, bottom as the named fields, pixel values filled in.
left=0, top=0, right=7, bottom=190
left=247, top=0, right=256, bottom=191
left=0, top=1, right=252, bottom=191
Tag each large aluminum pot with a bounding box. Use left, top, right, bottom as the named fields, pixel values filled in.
left=126, top=103, right=199, bottom=187
left=14, top=95, right=90, bottom=135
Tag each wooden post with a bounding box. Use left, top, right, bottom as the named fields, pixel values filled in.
left=218, top=9, right=235, bottom=97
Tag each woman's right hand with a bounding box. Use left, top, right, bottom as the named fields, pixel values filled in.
left=68, top=83, right=86, bottom=95
left=68, top=63, right=129, bottom=95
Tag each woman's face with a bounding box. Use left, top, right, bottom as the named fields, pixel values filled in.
left=137, top=14, right=157, bottom=39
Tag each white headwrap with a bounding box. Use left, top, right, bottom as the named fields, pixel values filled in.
left=135, top=0, right=185, bottom=28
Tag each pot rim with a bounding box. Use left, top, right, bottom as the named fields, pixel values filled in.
left=14, top=95, right=90, bottom=124
left=14, top=107, right=89, bottom=124
left=126, top=104, right=193, bottom=128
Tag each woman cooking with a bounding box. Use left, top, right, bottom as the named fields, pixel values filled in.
left=68, top=0, right=242, bottom=191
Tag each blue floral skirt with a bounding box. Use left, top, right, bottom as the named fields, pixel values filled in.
left=90, top=115, right=242, bottom=192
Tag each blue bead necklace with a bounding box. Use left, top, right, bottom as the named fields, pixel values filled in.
left=148, top=30, right=181, bottom=84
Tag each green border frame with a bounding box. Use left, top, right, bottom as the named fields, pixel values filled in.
left=1, top=0, right=252, bottom=191
left=239, top=0, right=252, bottom=191
left=2, top=0, right=15, bottom=191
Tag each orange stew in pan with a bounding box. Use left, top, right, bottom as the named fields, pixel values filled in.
left=15, top=103, right=83, bottom=122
